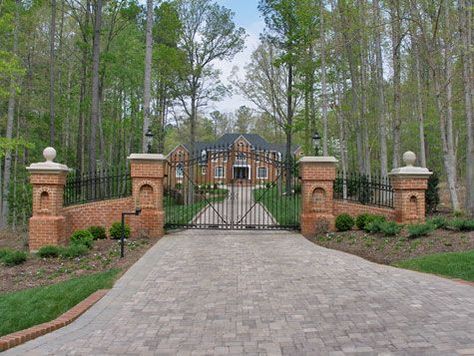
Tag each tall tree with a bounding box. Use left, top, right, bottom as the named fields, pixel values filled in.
left=176, top=0, right=245, bottom=155
left=49, top=0, right=57, bottom=145
left=89, top=0, right=103, bottom=173
left=142, top=0, right=154, bottom=152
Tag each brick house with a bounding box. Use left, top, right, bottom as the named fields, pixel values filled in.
left=166, top=134, right=302, bottom=187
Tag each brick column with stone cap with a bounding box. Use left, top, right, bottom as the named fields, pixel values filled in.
left=389, top=151, right=432, bottom=224
left=27, top=147, right=69, bottom=251
left=299, top=156, right=338, bottom=237
left=128, top=153, right=166, bottom=238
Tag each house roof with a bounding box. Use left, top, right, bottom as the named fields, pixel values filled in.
left=178, top=133, right=300, bottom=156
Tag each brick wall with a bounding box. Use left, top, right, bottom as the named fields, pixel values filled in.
left=333, top=200, right=396, bottom=220
left=62, top=197, right=134, bottom=238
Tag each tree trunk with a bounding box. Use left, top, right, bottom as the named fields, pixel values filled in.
left=1, top=0, right=20, bottom=228
left=414, top=40, right=427, bottom=168
left=49, top=0, right=57, bottom=145
left=89, top=0, right=102, bottom=174
left=320, top=3, right=328, bottom=156
left=285, top=62, right=293, bottom=194
left=373, top=0, right=388, bottom=176
left=142, top=0, right=154, bottom=152
left=390, top=0, right=402, bottom=168
left=459, top=0, right=474, bottom=215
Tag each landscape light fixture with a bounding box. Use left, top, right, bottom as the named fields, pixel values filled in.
left=120, top=208, right=142, bottom=258
left=312, top=132, right=321, bottom=156
left=145, top=128, right=154, bottom=154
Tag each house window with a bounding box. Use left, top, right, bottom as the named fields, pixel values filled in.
left=176, top=163, right=184, bottom=178
left=214, top=166, right=225, bottom=178
left=211, top=152, right=218, bottom=162
left=257, top=167, right=268, bottom=179
left=237, top=152, right=246, bottom=160
left=201, top=167, right=207, bottom=176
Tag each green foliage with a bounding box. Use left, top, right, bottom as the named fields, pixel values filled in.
left=356, top=213, right=371, bottom=230
left=427, top=216, right=448, bottom=229
left=109, top=222, right=131, bottom=240
left=425, top=172, right=440, bottom=214
left=70, top=230, right=94, bottom=249
left=362, top=215, right=386, bottom=232
left=37, top=245, right=62, bottom=258
left=335, top=214, right=355, bottom=231
left=407, top=223, right=434, bottom=239
left=59, top=244, right=89, bottom=259
left=447, top=218, right=474, bottom=232
left=88, top=226, right=107, bottom=240
left=378, top=221, right=402, bottom=236
left=1, top=250, right=27, bottom=266
left=0, top=269, right=120, bottom=336
left=0, top=248, right=12, bottom=260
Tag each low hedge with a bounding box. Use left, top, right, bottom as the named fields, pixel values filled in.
left=88, top=226, right=107, bottom=240
left=37, top=245, right=62, bottom=258
left=109, top=222, right=131, bottom=240
left=70, top=230, right=94, bottom=249
left=1, top=250, right=28, bottom=266
left=335, top=214, right=355, bottom=232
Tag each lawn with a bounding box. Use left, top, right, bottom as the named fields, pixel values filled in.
left=0, top=269, right=120, bottom=337
left=165, top=191, right=228, bottom=226
left=254, top=187, right=300, bottom=227
left=394, top=250, right=474, bottom=282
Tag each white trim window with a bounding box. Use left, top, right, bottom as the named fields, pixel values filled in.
left=201, top=166, right=207, bottom=176
left=176, top=163, right=184, bottom=178
left=214, top=166, right=225, bottom=178
left=257, top=166, right=268, bottom=179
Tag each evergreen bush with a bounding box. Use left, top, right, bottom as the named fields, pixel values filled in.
left=335, top=214, right=355, bottom=231
left=88, top=226, right=107, bottom=240
left=109, top=222, right=131, bottom=240
left=70, top=230, right=94, bottom=249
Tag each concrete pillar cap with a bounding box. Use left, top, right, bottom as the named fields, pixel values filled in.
left=298, top=156, right=338, bottom=163
left=27, top=147, right=69, bottom=172
left=389, top=151, right=432, bottom=177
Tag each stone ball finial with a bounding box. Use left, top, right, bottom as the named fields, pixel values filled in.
left=403, top=151, right=416, bottom=167
left=43, top=147, right=57, bottom=162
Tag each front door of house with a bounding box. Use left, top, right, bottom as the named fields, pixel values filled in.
left=233, top=166, right=249, bottom=182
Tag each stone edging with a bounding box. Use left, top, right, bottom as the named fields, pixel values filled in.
left=0, top=289, right=109, bottom=352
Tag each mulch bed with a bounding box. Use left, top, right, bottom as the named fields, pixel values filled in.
left=0, top=231, right=157, bottom=294
left=308, top=228, right=474, bottom=265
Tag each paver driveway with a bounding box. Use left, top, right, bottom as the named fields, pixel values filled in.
left=7, top=230, right=474, bottom=355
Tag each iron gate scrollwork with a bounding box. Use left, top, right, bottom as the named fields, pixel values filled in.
left=164, top=142, right=300, bottom=230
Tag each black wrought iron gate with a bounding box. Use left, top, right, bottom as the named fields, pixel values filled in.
left=164, top=143, right=300, bottom=230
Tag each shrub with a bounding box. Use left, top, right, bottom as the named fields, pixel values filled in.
left=335, top=214, right=355, bottom=232
left=363, top=215, right=386, bottom=232
left=425, top=172, right=440, bottom=214
left=447, top=218, right=474, bottom=232
left=356, top=213, right=371, bottom=230
left=378, top=221, right=402, bottom=236
left=109, top=222, right=131, bottom=240
left=70, top=230, right=94, bottom=249
left=0, top=248, right=12, bottom=260
left=88, top=226, right=107, bottom=240
left=60, top=244, right=89, bottom=259
left=427, top=216, right=447, bottom=229
left=2, top=251, right=27, bottom=266
left=37, top=245, right=62, bottom=258
left=407, top=223, right=434, bottom=239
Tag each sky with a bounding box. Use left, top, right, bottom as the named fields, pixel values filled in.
left=211, top=0, right=265, bottom=114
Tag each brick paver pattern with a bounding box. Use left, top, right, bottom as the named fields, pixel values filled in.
left=7, top=230, right=474, bottom=355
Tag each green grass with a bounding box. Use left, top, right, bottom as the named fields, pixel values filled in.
left=0, top=269, right=120, bottom=337
left=394, top=250, right=474, bottom=282
left=254, top=187, right=300, bottom=226
left=165, top=194, right=227, bottom=226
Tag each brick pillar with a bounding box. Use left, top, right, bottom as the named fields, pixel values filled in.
left=26, top=147, right=69, bottom=251
left=389, top=151, right=432, bottom=224
left=299, top=156, right=338, bottom=237
left=128, top=154, right=166, bottom=238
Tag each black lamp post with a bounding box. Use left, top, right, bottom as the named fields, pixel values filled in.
left=312, top=132, right=321, bottom=156
left=145, top=128, right=154, bottom=154
left=120, top=208, right=142, bottom=258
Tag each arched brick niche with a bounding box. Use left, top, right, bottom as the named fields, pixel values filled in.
left=139, top=183, right=155, bottom=208
left=311, top=187, right=327, bottom=212
left=409, top=195, right=419, bottom=220
left=39, top=191, right=51, bottom=214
